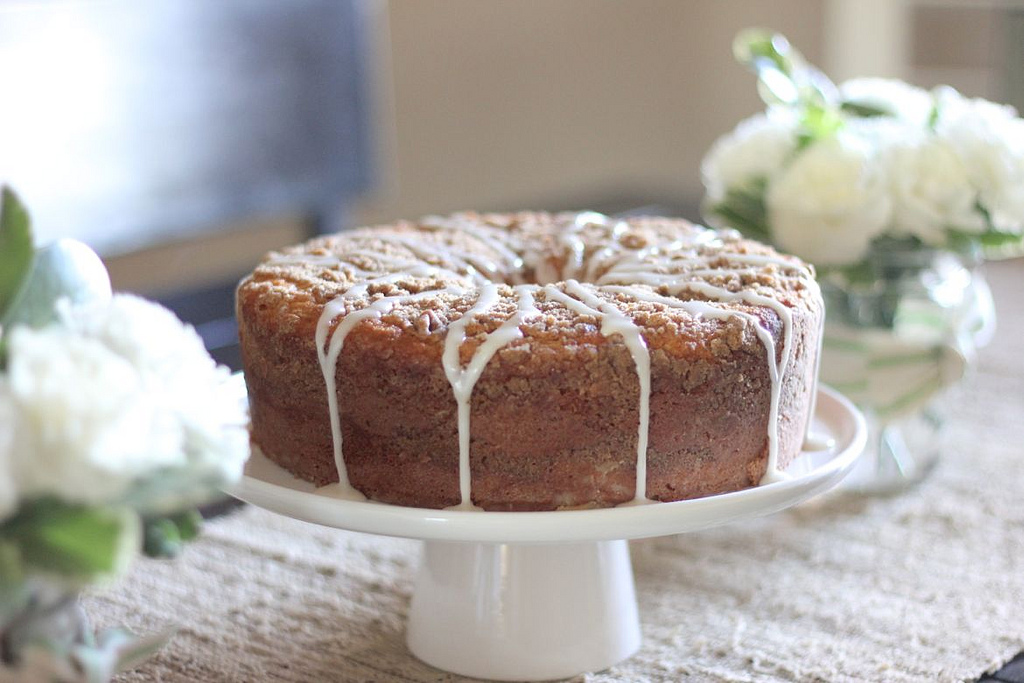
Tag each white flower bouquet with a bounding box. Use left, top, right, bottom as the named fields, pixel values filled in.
left=702, top=32, right=1015, bottom=490
left=701, top=30, right=1024, bottom=270
left=0, top=188, right=249, bottom=681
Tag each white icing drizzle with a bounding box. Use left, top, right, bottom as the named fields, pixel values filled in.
left=562, top=213, right=632, bottom=283
left=583, top=242, right=624, bottom=282
left=542, top=281, right=652, bottom=502
left=316, top=265, right=469, bottom=497
left=442, top=284, right=541, bottom=509
left=450, top=217, right=527, bottom=281
left=598, top=286, right=791, bottom=481
left=316, top=298, right=390, bottom=500
left=524, top=211, right=602, bottom=284
left=602, top=284, right=786, bottom=483
left=561, top=212, right=607, bottom=280
left=301, top=212, right=819, bottom=507
left=389, top=235, right=497, bottom=284
left=561, top=228, right=587, bottom=280
left=421, top=214, right=526, bottom=283
left=803, top=433, right=835, bottom=452
left=644, top=246, right=825, bottom=455
left=597, top=241, right=820, bottom=482
left=689, top=283, right=790, bottom=482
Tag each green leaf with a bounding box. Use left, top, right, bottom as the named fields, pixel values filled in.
left=142, top=518, right=182, bottom=559
left=173, top=510, right=202, bottom=542
left=0, top=500, right=140, bottom=585
left=840, top=100, right=892, bottom=118
left=733, top=29, right=804, bottom=107
left=960, top=229, right=1024, bottom=259
left=733, top=29, right=837, bottom=112
left=706, top=178, right=773, bottom=244
left=141, top=510, right=204, bottom=559
left=976, top=230, right=1024, bottom=248
left=797, top=104, right=843, bottom=148
left=734, top=28, right=795, bottom=77
left=974, top=199, right=995, bottom=229
left=0, top=186, right=35, bottom=323
left=0, top=541, right=30, bottom=623
left=947, top=205, right=1024, bottom=259
left=825, top=259, right=877, bottom=287
left=0, top=539, right=24, bottom=586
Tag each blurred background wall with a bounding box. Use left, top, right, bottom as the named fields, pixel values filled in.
left=352, top=0, right=826, bottom=226
left=354, top=0, right=1015, bottom=226
left=0, top=0, right=1018, bottom=363
left=2, top=0, right=1016, bottom=290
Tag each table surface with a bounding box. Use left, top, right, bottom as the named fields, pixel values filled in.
left=977, top=266, right=1024, bottom=683
left=91, top=258, right=1024, bottom=683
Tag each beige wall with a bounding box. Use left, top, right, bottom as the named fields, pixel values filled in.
left=110, top=1, right=828, bottom=293
left=109, top=1, right=1009, bottom=294
left=355, top=0, right=825, bottom=224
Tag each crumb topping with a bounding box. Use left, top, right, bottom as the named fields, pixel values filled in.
left=240, top=211, right=820, bottom=348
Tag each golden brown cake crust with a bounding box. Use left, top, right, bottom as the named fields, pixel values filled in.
left=237, top=211, right=823, bottom=510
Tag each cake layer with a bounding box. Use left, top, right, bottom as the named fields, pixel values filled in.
left=237, top=211, right=823, bottom=510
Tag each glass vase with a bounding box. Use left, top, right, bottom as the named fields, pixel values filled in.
left=818, top=241, right=995, bottom=493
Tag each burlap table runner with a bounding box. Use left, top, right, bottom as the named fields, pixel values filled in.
left=89, top=260, right=1024, bottom=682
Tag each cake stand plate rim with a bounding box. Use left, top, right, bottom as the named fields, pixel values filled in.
left=225, top=383, right=866, bottom=543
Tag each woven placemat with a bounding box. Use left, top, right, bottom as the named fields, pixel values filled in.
left=89, top=260, right=1024, bottom=683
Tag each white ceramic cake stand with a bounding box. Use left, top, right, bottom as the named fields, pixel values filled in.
left=225, top=385, right=865, bottom=681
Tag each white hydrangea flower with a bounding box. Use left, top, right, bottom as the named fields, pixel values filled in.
left=3, top=294, right=248, bottom=509
left=934, top=88, right=1024, bottom=233
left=842, top=115, right=915, bottom=151
left=934, top=85, right=1019, bottom=127
left=886, top=135, right=984, bottom=244
left=839, top=77, right=934, bottom=126
left=57, top=294, right=249, bottom=485
left=6, top=325, right=184, bottom=505
left=766, top=132, right=892, bottom=265
left=701, top=109, right=799, bottom=203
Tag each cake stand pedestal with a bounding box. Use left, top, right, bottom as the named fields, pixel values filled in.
left=409, top=540, right=639, bottom=680
left=226, top=385, right=865, bottom=681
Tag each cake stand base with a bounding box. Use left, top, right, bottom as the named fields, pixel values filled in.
left=408, top=540, right=640, bottom=681
left=226, top=384, right=866, bottom=681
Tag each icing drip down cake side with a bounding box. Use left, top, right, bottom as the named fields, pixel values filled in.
left=236, top=211, right=824, bottom=511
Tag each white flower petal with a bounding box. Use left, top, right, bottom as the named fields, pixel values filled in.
left=887, top=138, right=983, bottom=243
left=3, top=293, right=249, bottom=510
left=701, top=109, right=799, bottom=202
left=59, top=294, right=249, bottom=484
left=839, top=78, right=934, bottom=126
left=935, top=91, right=1024, bottom=232
left=7, top=326, right=184, bottom=505
left=766, top=133, right=892, bottom=265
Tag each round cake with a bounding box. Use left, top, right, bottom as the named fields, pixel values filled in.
left=237, top=211, right=823, bottom=511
